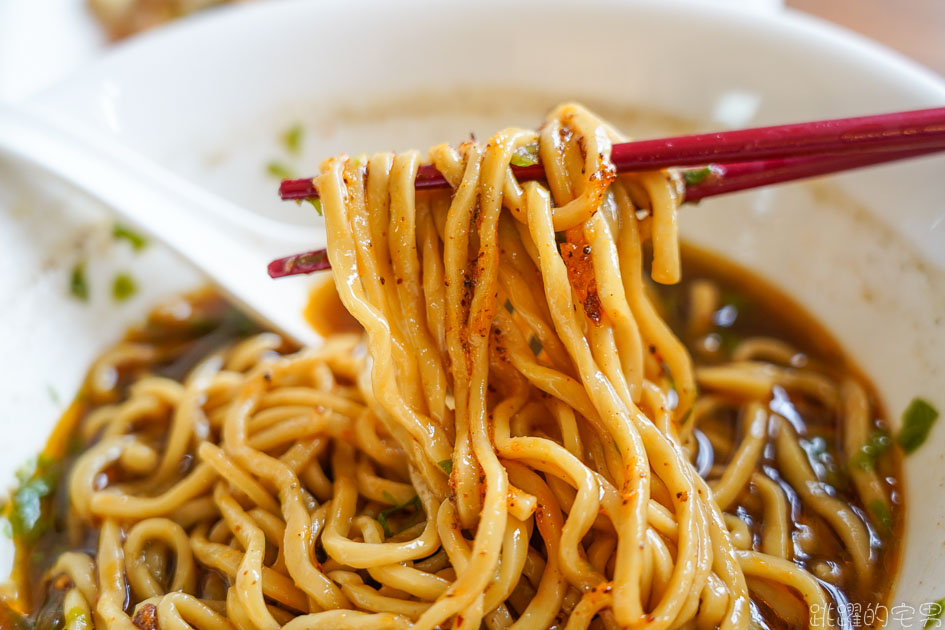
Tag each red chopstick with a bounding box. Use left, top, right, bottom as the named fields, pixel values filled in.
left=683, top=145, right=943, bottom=202
left=267, top=145, right=944, bottom=278
left=279, top=107, right=945, bottom=201
left=268, top=107, right=945, bottom=278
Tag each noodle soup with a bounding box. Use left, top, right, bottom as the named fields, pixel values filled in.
left=0, top=247, right=902, bottom=630
left=653, top=246, right=903, bottom=626
left=0, top=106, right=908, bottom=630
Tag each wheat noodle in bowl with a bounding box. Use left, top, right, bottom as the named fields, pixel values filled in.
left=0, top=104, right=903, bottom=630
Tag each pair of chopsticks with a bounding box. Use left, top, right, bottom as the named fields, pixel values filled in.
left=269, top=107, right=945, bottom=278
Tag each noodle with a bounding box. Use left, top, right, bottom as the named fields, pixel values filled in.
left=0, top=104, right=901, bottom=630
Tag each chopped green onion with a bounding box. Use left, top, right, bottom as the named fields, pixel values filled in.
left=12, top=480, right=49, bottom=537
left=266, top=161, right=297, bottom=180
left=897, top=397, right=939, bottom=454
left=15, top=457, right=38, bottom=485
left=112, top=223, right=148, bottom=251
left=282, top=123, right=304, bottom=155
left=282, top=249, right=329, bottom=276
left=504, top=299, right=514, bottom=314
left=801, top=436, right=848, bottom=491
left=69, top=262, right=89, bottom=301
left=510, top=142, right=540, bottom=167
left=714, top=328, right=741, bottom=356
left=682, top=166, right=713, bottom=187
left=720, top=289, right=750, bottom=315
left=437, top=459, right=453, bottom=475
left=112, top=273, right=137, bottom=302
left=305, top=197, right=323, bottom=216
left=869, top=500, right=893, bottom=535
left=65, top=607, right=90, bottom=629
left=9, top=456, right=60, bottom=543
left=661, top=362, right=677, bottom=393
left=850, top=429, right=892, bottom=471
left=234, top=312, right=258, bottom=337
left=925, top=598, right=945, bottom=629
left=376, top=495, right=422, bottom=538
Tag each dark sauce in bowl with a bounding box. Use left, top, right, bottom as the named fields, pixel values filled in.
left=0, top=245, right=903, bottom=629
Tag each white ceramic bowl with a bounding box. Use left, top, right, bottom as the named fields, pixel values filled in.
left=1, top=0, right=943, bottom=621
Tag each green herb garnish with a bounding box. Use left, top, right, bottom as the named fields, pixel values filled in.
left=9, top=455, right=60, bottom=543
left=925, top=599, right=945, bottom=629
left=65, top=607, right=90, bottom=629
left=661, top=362, right=677, bottom=393
left=112, top=273, right=137, bottom=302
left=682, top=166, right=713, bottom=187
left=16, top=456, right=39, bottom=485
left=504, top=299, right=514, bottom=314
left=437, top=459, right=453, bottom=475
left=306, top=197, right=323, bottom=216
left=377, top=494, right=423, bottom=538
left=266, top=161, right=297, bottom=180
left=280, top=250, right=329, bottom=276
left=898, top=397, right=939, bottom=454
left=720, top=289, right=750, bottom=315
left=224, top=307, right=258, bottom=337
left=869, top=500, right=893, bottom=535
left=528, top=336, right=543, bottom=356
left=801, top=436, right=848, bottom=491
left=282, top=123, right=304, bottom=155
left=714, top=328, right=741, bottom=356
left=850, top=429, right=892, bottom=471
left=510, top=142, right=540, bottom=167
left=69, top=262, right=89, bottom=301
left=112, top=222, right=148, bottom=251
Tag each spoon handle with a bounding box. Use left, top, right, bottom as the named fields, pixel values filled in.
left=0, top=103, right=321, bottom=345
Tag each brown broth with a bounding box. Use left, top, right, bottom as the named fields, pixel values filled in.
left=0, top=246, right=904, bottom=629
left=651, top=244, right=904, bottom=629
left=0, top=290, right=272, bottom=621
left=304, top=274, right=362, bottom=337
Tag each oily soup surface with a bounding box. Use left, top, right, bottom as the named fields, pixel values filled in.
left=0, top=98, right=923, bottom=630
left=0, top=245, right=903, bottom=629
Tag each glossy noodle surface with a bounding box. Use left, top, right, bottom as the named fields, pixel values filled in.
left=1, top=105, right=902, bottom=630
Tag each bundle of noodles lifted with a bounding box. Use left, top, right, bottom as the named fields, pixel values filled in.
left=315, top=103, right=835, bottom=628
left=27, top=104, right=898, bottom=630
